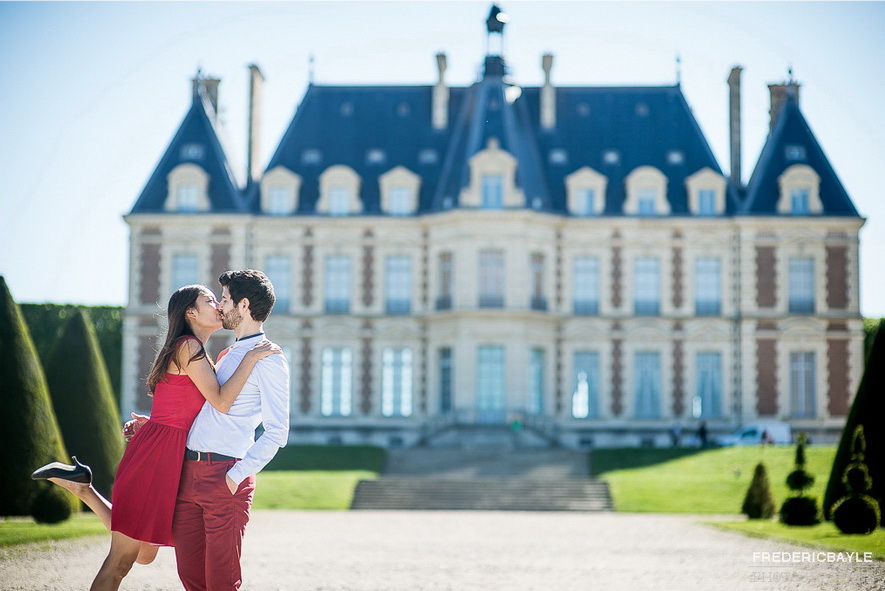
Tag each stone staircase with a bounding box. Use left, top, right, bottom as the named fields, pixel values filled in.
left=350, top=448, right=613, bottom=512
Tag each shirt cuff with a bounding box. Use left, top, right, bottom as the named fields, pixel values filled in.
left=226, top=465, right=248, bottom=486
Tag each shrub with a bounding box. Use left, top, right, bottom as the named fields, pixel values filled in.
left=831, top=425, right=881, bottom=535
left=29, top=485, right=74, bottom=524
left=0, top=276, right=77, bottom=518
left=825, top=320, right=884, bottom=520
left=780, top=433, right=820, bottom=526
left=45, top=311, right=124, bottom=499
left=742, top=462, right=776, bottom=519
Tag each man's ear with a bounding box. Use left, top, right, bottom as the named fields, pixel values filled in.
left=238, top=297, right=251, bottom=315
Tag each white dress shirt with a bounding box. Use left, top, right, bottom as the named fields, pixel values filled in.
left=186, top=333, right=290, bottom=485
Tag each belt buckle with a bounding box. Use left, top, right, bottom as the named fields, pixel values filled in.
left=196, top=450, right=205, bottom=461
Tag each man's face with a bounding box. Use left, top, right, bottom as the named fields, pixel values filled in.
left=220, top=285, right=242, bottom=330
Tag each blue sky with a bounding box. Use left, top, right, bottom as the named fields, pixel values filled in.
left=1, top=1, right=883, bottom=316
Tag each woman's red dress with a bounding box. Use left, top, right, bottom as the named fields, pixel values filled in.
left=110, top=354, right=206, bottom=546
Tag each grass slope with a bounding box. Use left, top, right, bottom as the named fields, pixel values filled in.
left=592, top=446, right=836, bottom=514
left=711, top=520, right=885, bottom=561
left=0, top=514, right=105, bottom=548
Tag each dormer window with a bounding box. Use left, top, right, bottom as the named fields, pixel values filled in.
left=366, top=149, right=386, bottom=165
left=565, top=167, right=607, bottom=216
left=603, top=150, right=620, bottom=165
left=666, top=150, right=684, bottom=165
left=791, top=188, right=810, bottom=214
left=177, top=184, right=200, bottom=211
left=481, top=174, right=503, bottom=208
left=165, top=163, right=210, bottom=212
left=379, top=166, right=420, bottom=216
left=329, top=188, right=350, bottom=215
left=318, top=165, right=362, bottom=215
left=624, top=166, right=669, bottom=216
left=549, top=149, right=568, bottom=165
left=181, top=143, right=204, bottom=160
left=785, top=145, right=806, bottom=161
left=777, top=165, right=822, bottom=215
left=462, top=138, right=524, bottom=208
left=685, top=168, right=726, bottom=217
left=302, top=149, right=322, bottom=164
left=260, top=166, right=301, bottom=216
left=419, top=149, right=438, bottom=164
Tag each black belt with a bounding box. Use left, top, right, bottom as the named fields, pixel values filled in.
left=185, top=448, right=239, bottom=462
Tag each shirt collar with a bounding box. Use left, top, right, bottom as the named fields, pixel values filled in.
left=234, top=332, right=265, bottom=345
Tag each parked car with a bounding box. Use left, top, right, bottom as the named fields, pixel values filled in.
left=716, top=422, right=792, bottom=446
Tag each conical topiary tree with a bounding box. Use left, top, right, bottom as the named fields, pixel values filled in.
left=0, top=276, right=76, bottom=521
left=45, top=310, right=124, bottom=499
left=780, top=433, right=820, bottom=525
left=824, top=320, right=884, bottom=521
left=742, top=462, right=776, bottom=519
left=831, top=425, right=881, bottom=534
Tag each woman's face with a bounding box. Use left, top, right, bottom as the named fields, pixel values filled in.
left=188, top=290, right=223, bottom=332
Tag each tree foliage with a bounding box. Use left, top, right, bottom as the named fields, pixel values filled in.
left=742, top=462, right=776, bottom=519
left=45, top=310, right=124, bottom=499
left=0, top=277, right=77, bottom=519
left=20, top=304, right=122, bottom=405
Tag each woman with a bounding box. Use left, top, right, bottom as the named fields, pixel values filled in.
left=32, top=284, right=280, bottom=591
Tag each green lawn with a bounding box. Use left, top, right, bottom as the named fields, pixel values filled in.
left=0, top=513, right=105, bottom=548
left=711, top=520, right=885, bottom=561
left=253, top=470, right=378, bottom=510
left=592, top=445, right=837, bottom=514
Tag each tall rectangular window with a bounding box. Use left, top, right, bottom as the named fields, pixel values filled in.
left=576, top=189, right=596, bottom=216
left=634, top=352, right=661, bottom=419
left=481, top=174, right=503, bottom=209
left=321, top=347, right=352, bottom=416
left=329, top=187, right=350, bottom=215
left=695, top=257, right=721, bottom=316
left=693, top=352, right=722, bottom=419
left=171, top=253, right=199, bottom=289
left=572, top=351, right=600, bottom=419
left=790, top=352, right=816, bottom=418
left=791, top=189, right=810, bottom=215
left=384, top=255, right=412, bottom=314
left=439, top=347, right=453, bottom=413
left=478, top=250, right=504, bottom=308
left=476, top=345, right=505, bottom=423
left=573, top=257, right=600, bottom=315
left=437, top=252, right=453, bottom=310
left=637, top=189, right=657, bottom=216
left=268, top=187, right=290, bottom=215
left=788, top=257, right=815, bottom=313
left=382, top=348, right=413, bottom=417
left=530, top=253, right=546, bottom=310
left=634, top=257, right=660, bottom=315
left=389, top=187, right=411, bottom=216
left=528, top=348, right=545, bottom=415
left=177, top=184, right=200, bottom=212
left=697, top=189, right=716, bottom=216
left=324, top=255, right=351, bottom=313
left=264, top=255, right=291, bottom=312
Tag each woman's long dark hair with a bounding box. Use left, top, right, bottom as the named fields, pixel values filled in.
left=146, top=285, right=209, bottom=395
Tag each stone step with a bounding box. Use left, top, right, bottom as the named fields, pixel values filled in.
left=351, top=478, right=613, bottom=512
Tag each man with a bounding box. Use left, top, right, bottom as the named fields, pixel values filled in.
left=127, top=269, right=290, bottom=591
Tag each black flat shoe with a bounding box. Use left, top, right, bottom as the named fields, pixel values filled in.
left=31, top=456, right=92, bottom=484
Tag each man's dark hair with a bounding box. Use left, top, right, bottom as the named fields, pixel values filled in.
left=219, top=269, right=275, bottom=322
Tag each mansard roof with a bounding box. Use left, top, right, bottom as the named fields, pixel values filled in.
left=254, top=57, right=736, bottom=216
left=743, top=95, right=859, bottom=216
left=129, top=88, right=245, bottom=214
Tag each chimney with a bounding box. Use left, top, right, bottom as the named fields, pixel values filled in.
left=727, top=66, right=742, bottom=189
left=192, top=73, right=221, bottom=121
left=432, top=53, right=448, bottom=130
left=768, top=81, right=800, bottom=131
left=541, top=53, right=556, bottom=129
left=247, top=64, right=264, bottom=184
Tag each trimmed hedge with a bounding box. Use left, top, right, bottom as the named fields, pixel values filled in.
left=20, top=304, right=122, bottom=405
left=824, top=320, right=884, bottom=521
left=742, top=462, right=776, bottom=520
left=45, top=311, right=124, bottom=499
left=0, top=277, right=77, bottom=520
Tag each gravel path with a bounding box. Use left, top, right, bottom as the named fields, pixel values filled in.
left=2, top=511, right=882, bottom=591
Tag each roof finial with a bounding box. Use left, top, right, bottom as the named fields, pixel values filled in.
left=308, top=52, right=315, bottom=84
left=675, top=53, right=682, bottom=86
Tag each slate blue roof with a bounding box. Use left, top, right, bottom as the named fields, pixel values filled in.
left=743, top=94, right=859, bottom=216
left=258, top=55, right=735, bottom=217
left=129, top=86, right=246, bottom=214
